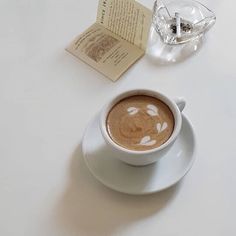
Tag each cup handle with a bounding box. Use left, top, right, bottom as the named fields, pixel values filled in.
left=174, top=97, right=186, bottom=112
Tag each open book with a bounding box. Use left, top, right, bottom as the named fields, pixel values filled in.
left=66, top=0, right=152, bottom=81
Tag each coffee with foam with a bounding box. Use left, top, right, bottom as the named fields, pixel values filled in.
left=106, top=95, right=175, bottom=151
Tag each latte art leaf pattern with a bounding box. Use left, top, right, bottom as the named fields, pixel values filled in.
left=106, top=95, right=174, bottom=151
left=147, top=104, right=159, bottom=116
left=127, top=107, right=139, bottom=115
left=139, top=136, right=157, bottom=146
left=156, top=122, right=168, bottom=133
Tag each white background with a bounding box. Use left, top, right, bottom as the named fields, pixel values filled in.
left=0, top=0, right=235, bottom=235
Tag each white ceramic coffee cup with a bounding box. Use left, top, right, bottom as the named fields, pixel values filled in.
left=99, top=89, right=186, bottom=166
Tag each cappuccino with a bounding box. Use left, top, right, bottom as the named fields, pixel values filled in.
left=106, top=95, right=175, bottom=151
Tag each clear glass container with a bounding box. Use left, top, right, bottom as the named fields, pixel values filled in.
left=152, top=0, right=216, bottom=45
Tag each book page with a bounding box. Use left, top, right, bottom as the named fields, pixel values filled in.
left=66, top=23, right=144, bottom=81
left=96, top=0, right=152, bottom=50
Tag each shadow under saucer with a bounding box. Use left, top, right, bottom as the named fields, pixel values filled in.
left=54, top=143, right=181, bottom=236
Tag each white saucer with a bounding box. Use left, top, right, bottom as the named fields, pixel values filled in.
left=82, top=114, right=196, bottom=195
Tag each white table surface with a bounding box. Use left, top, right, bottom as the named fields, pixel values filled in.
left=0, top=0, right=235, bottom=235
